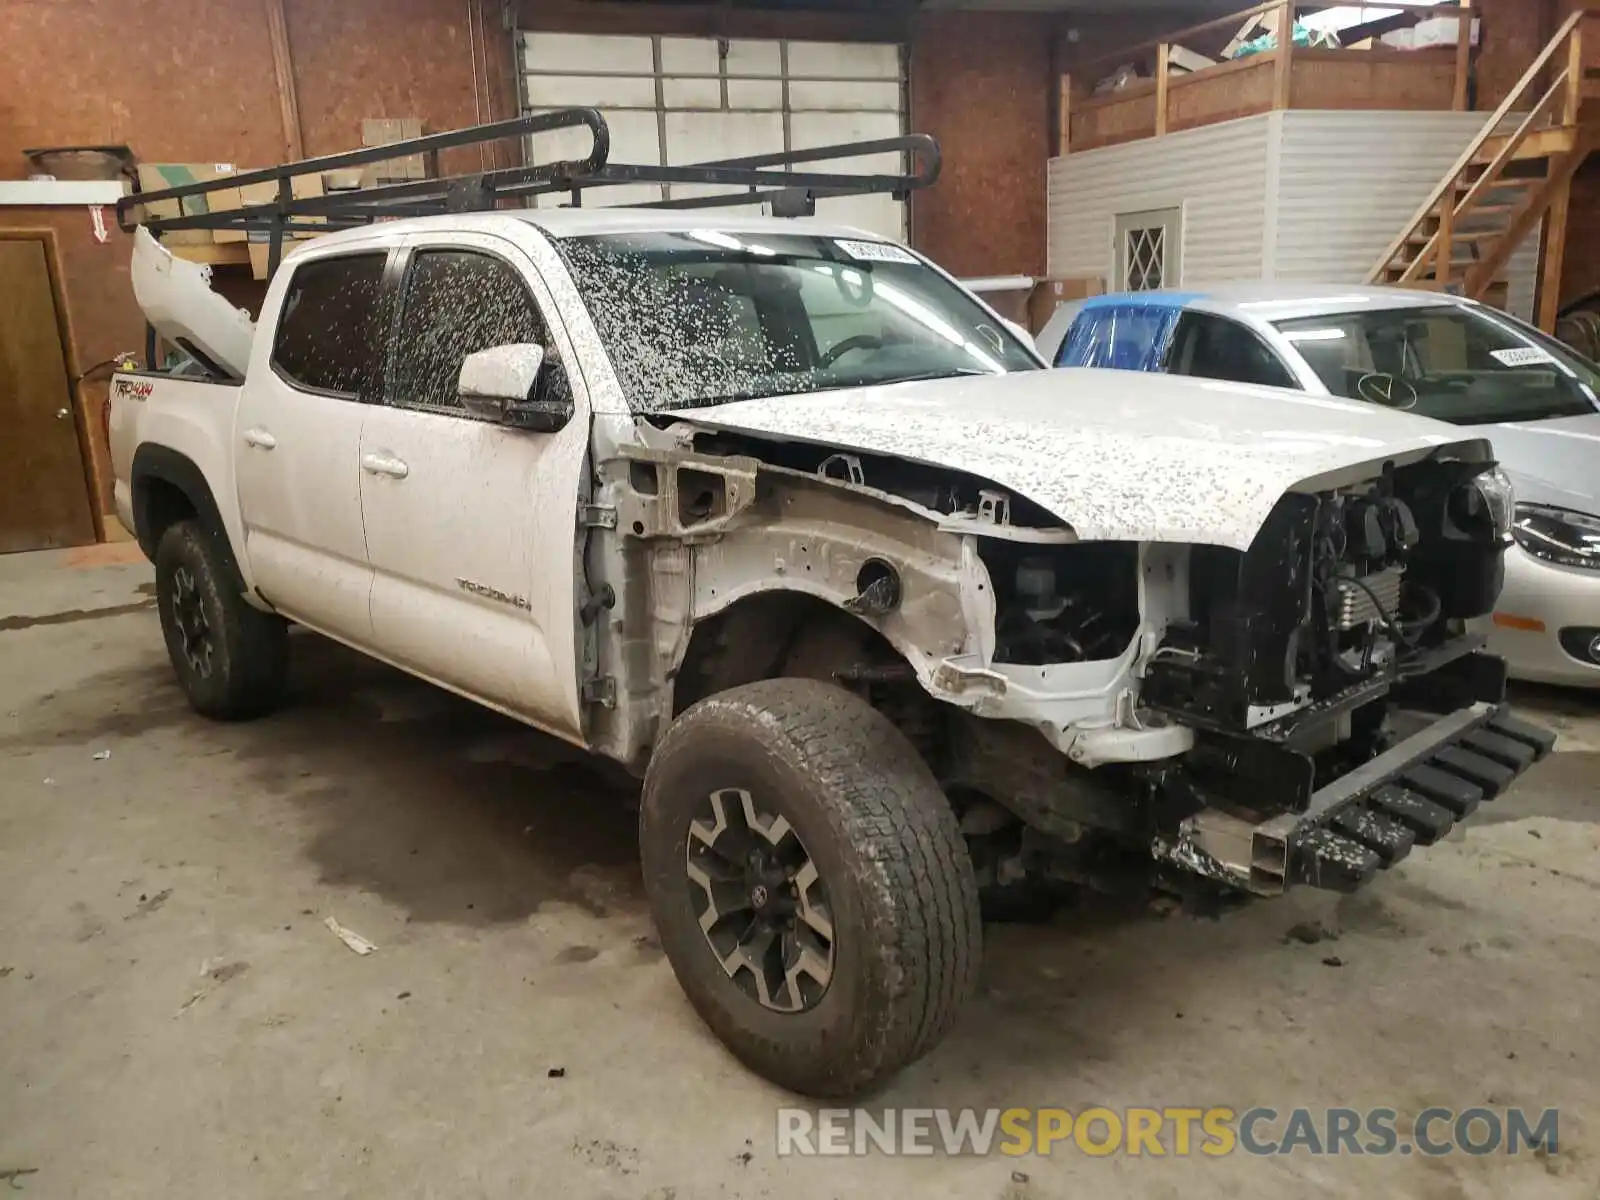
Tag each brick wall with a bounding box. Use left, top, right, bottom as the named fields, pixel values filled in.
left=0, top=0, right=507, bottom=518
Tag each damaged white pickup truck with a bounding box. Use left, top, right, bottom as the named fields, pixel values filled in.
left=112, top=212, right=1553, bottom=1098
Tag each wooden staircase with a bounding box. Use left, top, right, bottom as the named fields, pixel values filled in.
left=1369, top=5, right=1600, bottom=330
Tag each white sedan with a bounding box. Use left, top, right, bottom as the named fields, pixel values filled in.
left=1038, top=285, right=1600, bottom=686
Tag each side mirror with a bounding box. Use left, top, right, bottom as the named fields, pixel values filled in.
left=458, top=343, right=573, bottom=433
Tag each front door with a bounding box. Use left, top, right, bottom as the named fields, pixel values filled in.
left=233, top=249, right=387, bottom=637
left=358, top=233, right=587, bottom=741
left=1113, top=207, right=1183, bottom=292
left=0, top=238, right=97, bottom=552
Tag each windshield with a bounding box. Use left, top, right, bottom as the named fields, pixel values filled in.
left=1272, top=304, right=1600, bottom=425
left=554, top=231, right=1040, bottom=411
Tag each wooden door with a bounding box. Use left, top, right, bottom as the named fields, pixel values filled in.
left=0, top=239, right=96, bottom=553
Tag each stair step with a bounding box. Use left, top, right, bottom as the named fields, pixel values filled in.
left=1406, top=230, right=1503, bottom=246
left=1455, top=176, right=1541, bottom=191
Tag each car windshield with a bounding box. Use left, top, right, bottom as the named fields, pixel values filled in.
left=1272, top=304, right=1600, bottom=425
left=553, top=230, right=1040, bottom=411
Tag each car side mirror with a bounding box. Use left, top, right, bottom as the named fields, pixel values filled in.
left=458, top=343, right=573, bottom=433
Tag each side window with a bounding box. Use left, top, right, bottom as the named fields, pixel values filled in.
left=1057, top=304, right=1180, bottom=372
left=1170, top=312, right=1298, bottom=390
left=271, top=253, right=388, bottom=396
left=389, top=249, right=549, bottom=414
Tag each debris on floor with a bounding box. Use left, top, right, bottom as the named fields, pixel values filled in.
left=323, top=916, right=377, bottom=955
left=92, top=750, right=111, bottom=761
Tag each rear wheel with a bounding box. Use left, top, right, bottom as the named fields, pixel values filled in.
left=154, top=520, right=288, bottom=720
left=641, top=678, right=981, bottom=1098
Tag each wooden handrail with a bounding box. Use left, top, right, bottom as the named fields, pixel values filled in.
left=1396, top=70, right=1570, bottom=284
left=1365, top=5, right=1588, bottom=282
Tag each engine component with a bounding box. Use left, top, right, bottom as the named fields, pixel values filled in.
left=1328, top=566, right=1404, bottom=631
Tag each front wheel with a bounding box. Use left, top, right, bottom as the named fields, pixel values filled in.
left=154, top=520, right=288, bottom=720
left=640, top=678, right=981, bottom=1098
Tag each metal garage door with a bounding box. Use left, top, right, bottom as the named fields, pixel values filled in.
left=517, top=31, right=907, bottom=240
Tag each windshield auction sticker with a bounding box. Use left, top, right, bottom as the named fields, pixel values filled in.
left=1490, top=347, right=1556, bottom=368
left=835, top=239, right=918, bottom=265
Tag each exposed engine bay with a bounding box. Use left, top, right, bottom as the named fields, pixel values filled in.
left=1141, top=458, right=1508, bottom=741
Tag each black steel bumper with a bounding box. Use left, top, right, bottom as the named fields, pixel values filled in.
left=1158, top=704, right=1556, bottom=895
left=1275, top=705, right=1555, bottom=892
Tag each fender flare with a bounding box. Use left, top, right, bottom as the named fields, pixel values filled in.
left=130, top=443, right=248, bottom=593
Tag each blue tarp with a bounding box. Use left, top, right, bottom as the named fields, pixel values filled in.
left=1055, top=297, right=1200, bottom=371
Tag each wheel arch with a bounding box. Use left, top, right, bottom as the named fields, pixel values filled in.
left=673, top=587, right=915, bottom=717
left=130, top=444, right=248, bottom=594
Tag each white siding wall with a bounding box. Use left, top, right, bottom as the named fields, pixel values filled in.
left=1046, top=109, right=1539, bottom=322
left=1047, top=115, right=1273, bottom=286
left=1271, top=110, right=1538, bottom=320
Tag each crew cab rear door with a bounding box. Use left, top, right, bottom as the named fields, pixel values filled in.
left=234, top=249, right=386, bottom=637
left=357, top=230, right=588, bottom=742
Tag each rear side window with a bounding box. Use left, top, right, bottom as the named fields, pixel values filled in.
left=1056, top=303, right=1182, bottom=372
left=1170, top=312, right=1299, bottom=390
left=388, top=250, right=548, bottom=414
left=271, top=253, right=388, bottom=396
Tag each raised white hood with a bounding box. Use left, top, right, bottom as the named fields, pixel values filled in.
left=130, top=226, right=256, bottom=378
left=673, top=369, right=1489, bottom=550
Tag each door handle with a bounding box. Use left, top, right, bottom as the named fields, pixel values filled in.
left=243, top=428, right=277, bottom=450
left=362, top=453, right=409, bottom=479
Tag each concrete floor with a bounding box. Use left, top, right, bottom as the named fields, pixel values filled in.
left=3, top=546, right=1599, bottom=1200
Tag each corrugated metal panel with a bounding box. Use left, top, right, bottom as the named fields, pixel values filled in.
left=1046, top=115, right=1273, bottom=286
left=519, top=33, right=907, bottom=239
left=1272, top=110, right=1538, bottom=320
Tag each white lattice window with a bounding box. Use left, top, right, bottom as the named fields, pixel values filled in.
left=1125, top=227, right=1166, bottom=291
left=1114, top=207, right=1182, bottom=292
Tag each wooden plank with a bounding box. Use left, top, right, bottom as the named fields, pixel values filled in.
left=1058, top=74, right=1073, bottom=156
left=1272, top=1, right=1293, bottom=109
left=1453, top=2, right=1472, bottom=110
left=1537, top=178, right=1573, bottom=331
left=1366, top=7, right=1586, bottom=282
left=0, top=239, right=97, bottom=552
left=1435, top=180, right=1454, bottom=286
left=264, top=0, right=305, bottom=162
left=1563, top=9, right=1586, bottom=125
left=1156, top=43, right=1171, bottom=136
left=1474, top=124, right=1580, bottom=163
left=1291, top=51, right=1455, bottom=112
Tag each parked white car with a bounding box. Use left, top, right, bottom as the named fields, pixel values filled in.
left=1038, top=285, right=1600, bottom=687
left=113, top=218, right=1551, bottom=1098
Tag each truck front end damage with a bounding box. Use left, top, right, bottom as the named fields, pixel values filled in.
left=578, top=379, right=1553, bottom=902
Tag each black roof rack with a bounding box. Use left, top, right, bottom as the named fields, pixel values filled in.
left=115, top=108, right=941, bottom=277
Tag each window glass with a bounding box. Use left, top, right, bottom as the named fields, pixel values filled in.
left=1171, top=312, right=1298, bottom=390
left=554, top=231, right=1040, bottom=412
left=1273, top=306, right=1600, bottom=425
left=1055, top=303, right=1182, bottom=371
left=271, top=253, right=387, bottom=396
left=389, top=250, right=548, bottom=413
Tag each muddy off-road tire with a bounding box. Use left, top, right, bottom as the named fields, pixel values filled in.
left=154, top=520, right=288, bottom=720
left=641, top=678, right=981, bottom=1098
